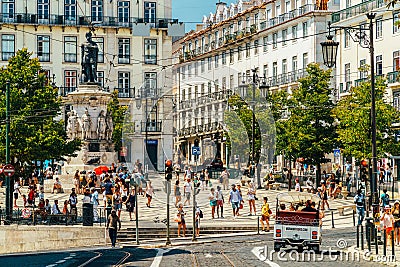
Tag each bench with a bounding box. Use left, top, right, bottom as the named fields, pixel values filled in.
left=337, top=204, right=356, bottom=216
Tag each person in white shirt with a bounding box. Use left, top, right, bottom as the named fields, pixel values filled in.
left=294, top=178, right=301, bottom=192
left=183, top=179, right=192, bottom=206
left=229, top=184, right=241, bottom=218
left=91, top=188, right=99, bottom=222
left=51, top=199, right=61, bottom=214
left=13, top=181, right=21, bottom=207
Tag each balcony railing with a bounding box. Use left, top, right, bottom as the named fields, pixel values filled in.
left=141, top=121, right=162, bottom=132
left=2, top=52, right=14, bottom=61
left=0, top=13, right=178, bottom=29
left=387, top=71, right=400, bottom=84
left=115, top=87, right=135, bottom=98
left=265, top=68, right=307, bottom=87
left=38, top=53, right=50, bottom=62
left=331, top=0, right=385, bottom=23
left=59, top=86, right=77, bottom=96
left=354, top=77, right=368, bottom=86
left=64, top=53, right=77, bottom=63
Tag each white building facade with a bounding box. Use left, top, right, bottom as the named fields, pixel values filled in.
left=0, top=0, right=176, bottom=170
left=173, top=0, right=338, bottom=169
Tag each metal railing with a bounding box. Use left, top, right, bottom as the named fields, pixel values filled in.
left=115, top=87, right=135, bottom=98
left=331, top=0, right=385, bottom=23
left=59, top=86, right=77, bottom=96
left=141, top=121, right=162, bottom=132
left=387, top=71, right=399, bottom=84
left=0, top=13, right=178, bottom=29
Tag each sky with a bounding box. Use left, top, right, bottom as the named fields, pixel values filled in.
left=172, top=0, right=237, bottom=31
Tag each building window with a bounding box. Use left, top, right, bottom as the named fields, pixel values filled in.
left=282, top=59, right=287, bottom=83
left=282, top=29, right=287, bottom=46
left=194, top=61, right=198, bottom=76
left=97, top=71, right=104, bottom=87
left=144, top=39, right=157, bottom=64
left=272, top=33, right=277, bottom=49
left=394, top=92, right=400, bottom=111
left=64, top=70, right=77, bottom=89
left=222, top=77, right=226, bottom=90
left=201, top=59, right=205, bottom=73
left=394, top=50, right=400, bottom=71
left=263, top=36, right=268, bottom=52
left=345, top=63, right=351, bottom=92
left=92, top=37, right=104, bottom=63
left=376, top=55, right=382, bottom=75
left=272, top=62, right=278, bottom=84
left=302, top=53, right=308, bottom=69
left=118, top=1, right=130, bottom=23
left=359, top=59, right=366, bottom=79
left=181, top=66, right=185, bottom=80
left=302, top=22, right=308, bottom=38
left=65, top=0, right=76, bottom=21
left=1, top=34, right=14, bottom=61
left=263, top=64, right=268, bottom=78
left=144, top=72, right=157, bottom=97
left=91, top=0, right=103, bottom=22
left=37, top=35, right=50, bottom=62
left=118, top=38, right=130, bottom=64
left=245, top=43, right=250, bottom=57
left=222, top=51, right=226, bottom=65
left=254, top=39, right=259, bottom=55
left=376, top=18, right=382, bottom=39
left=2, top=0, right=15, bottom=20
left=238, top=46, right=242, bottom=60
left=344, top=31, right=350, bottom=48
left=37, top=0, right=49, bottom=20
left=144, top=1, right=156, bottom=23
left=207, top=57, right=212, bottom=70
left=229, top=49, right=234, bottom=63
left=393, top=12, right=400, bottom=34
left=292, top=56, right=297, bottom=72
left=118, top=71, right=131, bottom=97
left=64, top=36, right=77, bottom=62
left=215, top=54, right=219, bottom=68
left=230, top=75, right=234, bottom=89
left=187, top=64, right=191, bottom=76
left=292, top=25, right=297, bottom=41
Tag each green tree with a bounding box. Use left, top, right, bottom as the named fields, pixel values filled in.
left=107, top=90, right=128, bottom=154
left=333, top=73, right=400, bottom=160
left=0, top=49, right=81, bottom=175
left=286, top=63, right=336, bottom=185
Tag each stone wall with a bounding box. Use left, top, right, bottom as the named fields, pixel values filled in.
left=0, top=225, right=106, bottom=254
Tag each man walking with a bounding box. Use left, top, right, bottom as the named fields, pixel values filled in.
left=107, top=209, right=121, bottom=247
left=229, top=184, right=241, bottom=218
left=354, top=189, right=365, bottom=226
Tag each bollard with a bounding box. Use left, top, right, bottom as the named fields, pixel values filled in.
left=257, top=216, right=260, bottom=235
left=352, top=209, right=355, bottom=227
left=361, top=225, right=364, bottom=250
left=391, top=230, right=395, bottom=257
left=383, top=229, right=387, bottom=257
left=331, top=210, right=335, bottom=228
left=375, top=227, right=378, bottom=255
left=366, top=223, right=371, bottom=252
left=356, top=225, right=360, bottom=248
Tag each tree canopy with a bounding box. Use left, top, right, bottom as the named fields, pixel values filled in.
left=0, top=49, right=81, bottom=174
left=107, top=90, right=128, bottom=154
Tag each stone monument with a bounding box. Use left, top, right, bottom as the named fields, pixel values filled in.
left=62, top=31, right=117, bottom=174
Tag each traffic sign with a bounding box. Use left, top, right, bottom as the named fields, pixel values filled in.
left=192, top=146, right=201, bottom=156
left=3, top=164, right=14, bottom=177
left=333, top=149, right=340, bottom=157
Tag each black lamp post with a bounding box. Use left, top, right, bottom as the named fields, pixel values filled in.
left=136, top=88, right=148, bottom=173
left=321, top=13, right=378, bottom=219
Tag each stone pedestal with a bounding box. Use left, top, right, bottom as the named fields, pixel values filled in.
left=62, top=83, right=117, bottom=174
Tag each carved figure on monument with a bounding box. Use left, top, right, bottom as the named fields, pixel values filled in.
left=66, top=110, right=79, bottom=139
left=106, top=114, right=114, bottom=141
left=80, top=108, right=92, bottom=140
left=97, top=110, right=107, bottom=139
left=81, top=31, right=98, bottom=84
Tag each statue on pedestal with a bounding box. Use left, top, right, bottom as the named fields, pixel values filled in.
left=66, top=110, right=79, bottom=139
left=106, top=114, right=114, bottom=141
left=97, top=110, right=107, bottom=140
left=81, top=31, right=98, bottom=84
left=80, top=108, right=92, bottom=140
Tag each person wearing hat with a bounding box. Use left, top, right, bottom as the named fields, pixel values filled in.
left=380, top=205, right=395, bottom=243
left=107, top=209, right=121, bottom=247
left=392, top=200, right=400, bottom=246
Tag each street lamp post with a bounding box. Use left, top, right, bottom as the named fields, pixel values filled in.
left=5, top=81, right=11, bottom=219
left=321, top=13, right=378, bottom=218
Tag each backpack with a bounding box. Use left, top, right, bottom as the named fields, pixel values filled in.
left=199, top=209, right=203, bottom=219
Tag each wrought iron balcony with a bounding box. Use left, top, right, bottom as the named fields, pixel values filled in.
left=354, top=77, right=368, bottom=86
left=1, top=52, right=14, bottom=61
left=0, top=13, right=178, bottom=29
left=64, top=53, right=77, bottom=63
left=59, top=86, right=77, bottom=96
left=387, top=71, right=400, bottom=84
left=141, top=121, right=162, bottom=132
left=331, top=0, right=384, bottom=23
left=115, top=87, right=135, bottom=98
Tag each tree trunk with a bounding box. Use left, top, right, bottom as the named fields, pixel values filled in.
left=288, top=157, right=292, bottom=191
left=316, top=161, right=321, bottom=188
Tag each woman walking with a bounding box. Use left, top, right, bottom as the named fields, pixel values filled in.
left=205, top=169, right=210, bottom=189
left=113, top=189, right=122, bottom=218
left=209, top=188, right=217, bottom=219
left=321, top=181, right=330, bottom=210
left=216, top=186, right=224, bottom=218
left=260, top=197, right=271, bottom=231
left=176, top=203, right=186, bottom=237
left=174, top=180, right=181, bottom=207
left=392, top=200, right=400, bottom=246
left=124, top=189, right=136, bottom=221
left=145, top=181, right=154, bottom=208
left=247, top=182, right=257, bottom=216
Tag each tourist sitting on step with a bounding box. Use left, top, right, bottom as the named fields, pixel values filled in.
left=52, top=177, right=63, bottom=194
